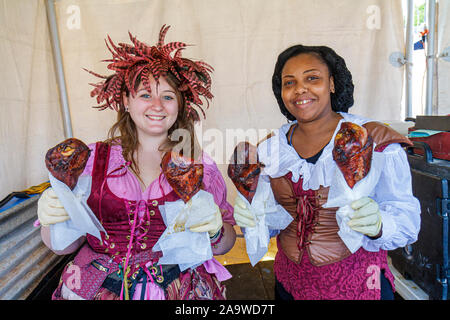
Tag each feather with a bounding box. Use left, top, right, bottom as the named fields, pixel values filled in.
left=86, top=25, right=214, bottom=121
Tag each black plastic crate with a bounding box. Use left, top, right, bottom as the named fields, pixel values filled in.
left=389, top=141, right=449, bottom=300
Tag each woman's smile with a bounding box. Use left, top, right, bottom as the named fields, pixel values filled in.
left=296, top=99, right=313, bottom=105
left=145, top=114, right=167, bottom=121
left=292, top=97, right=316, bottom=109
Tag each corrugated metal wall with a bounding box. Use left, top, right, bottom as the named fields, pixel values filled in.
left=0, top=196, right=63, bottom=299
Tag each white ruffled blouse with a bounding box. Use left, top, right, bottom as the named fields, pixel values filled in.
left=257, top=112, right=421, bottom=252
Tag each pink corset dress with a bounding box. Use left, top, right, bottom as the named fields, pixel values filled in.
left=52, top=142, right=233, bottom=300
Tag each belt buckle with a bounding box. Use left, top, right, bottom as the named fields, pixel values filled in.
left=91, top=260, right=109, bottom=273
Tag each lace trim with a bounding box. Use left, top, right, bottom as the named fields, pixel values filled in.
left=258, top=113, right=377, bottom=190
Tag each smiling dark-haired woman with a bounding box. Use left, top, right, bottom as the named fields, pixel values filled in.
left=232, top=44, right=421, bottom=300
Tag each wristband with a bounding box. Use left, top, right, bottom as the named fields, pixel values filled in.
left=210, top=226, right=224, bottom=248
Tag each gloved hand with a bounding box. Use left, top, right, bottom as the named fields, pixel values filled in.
left=233, top=195, right=256, bottom=228
left=189, top=203, right=223, bottom=237
left=37, top=188, right=70, bottom=226
left=348, top=196, right=382, bottom=238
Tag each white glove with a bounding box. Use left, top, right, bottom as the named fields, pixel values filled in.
left=233, top=195, right=256, bottom=228
left=37, top=188, right=70, bottom=226
left=189, top=203, right=223, bottom=237
left=348, top=197, right=382, bottom=238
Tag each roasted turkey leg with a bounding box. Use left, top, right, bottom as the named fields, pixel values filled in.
left=332, top=122, right=373, bottom=189
left=228, top=141, right=262, bottom=203
left=161, top=151, right=204, bottom=203
left=45, top=138, right=91, bottom=190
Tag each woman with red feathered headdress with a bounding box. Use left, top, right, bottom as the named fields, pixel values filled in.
left=38, top=25, right=236, bottom=300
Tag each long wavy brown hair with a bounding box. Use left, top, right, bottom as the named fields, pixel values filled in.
left=105, top=72, right=202, bottom=178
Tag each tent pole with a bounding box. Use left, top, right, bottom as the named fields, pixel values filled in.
left=45, top=0, right=73, bottom=138
left=425, top=0, right=436, bottom=115
left=405, top=0, right=414, bottom=118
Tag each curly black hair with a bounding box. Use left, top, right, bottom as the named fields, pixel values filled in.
left=272, top=45, right=354, bottom=121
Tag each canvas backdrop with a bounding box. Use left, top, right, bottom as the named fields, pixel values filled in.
left=1, top=0, right=445, bottom=201
left=1, top=0, right=64, bottom=200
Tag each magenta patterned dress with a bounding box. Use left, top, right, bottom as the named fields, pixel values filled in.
left=273, top=174, right=395, bottom=300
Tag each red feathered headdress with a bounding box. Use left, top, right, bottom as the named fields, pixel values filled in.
left=85, top=25, right=214, bottom=122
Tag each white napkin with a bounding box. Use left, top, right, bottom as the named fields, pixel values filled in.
left=240, top=177, right=293, bottom=266
left=48, top=172, right=106, bottom=251
left=323, top=151, right=385, bottom=253
left=153, top=190, right=216, bottom=271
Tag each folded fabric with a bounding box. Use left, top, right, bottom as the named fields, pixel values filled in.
left=153, top=190, right=216, bottom=271
left=48, top=172, right=106, bottom=251
left=408, top=129, right=443, bottom=137
left=324, top=151, right=385, bottom=253
left=239, top=176, right=293, bottom=266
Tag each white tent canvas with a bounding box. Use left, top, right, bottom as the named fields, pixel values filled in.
left=0, top=0, right=448, bottom=200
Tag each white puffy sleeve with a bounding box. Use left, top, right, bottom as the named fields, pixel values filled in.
left=362, top=143, right=421, bottom=251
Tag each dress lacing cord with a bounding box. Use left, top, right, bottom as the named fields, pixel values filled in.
left=141, top=261, right=163, bottom=299
left=121, top=172, right=167, bottom=300
left=95, top=161, right=134, bottom=299
left=294, top=194, right=317, bottom=251
left=133, top=172, right=166, bottom=250
left=98, top=164, right=168, bottom=299
left=121, top=200, right=138, bottom=300
left=123, top=171, right=167, bottom=300
left=287, top=123, right=320, bottom=251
